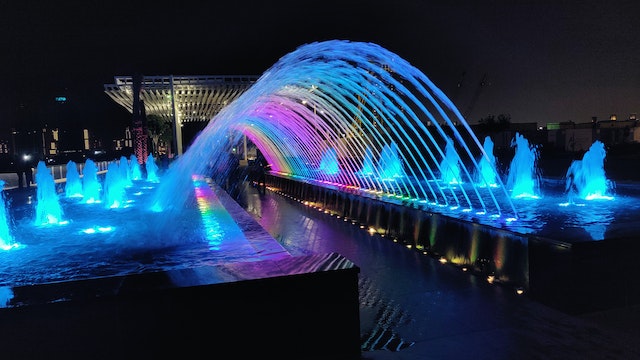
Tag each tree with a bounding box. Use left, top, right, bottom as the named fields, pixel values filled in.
left=146, top=115, right=173, bottom=156
left=478, top=113, right=511, bottom=132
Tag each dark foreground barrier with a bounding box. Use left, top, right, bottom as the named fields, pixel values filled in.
left=0, top=252, right=361, bottom=359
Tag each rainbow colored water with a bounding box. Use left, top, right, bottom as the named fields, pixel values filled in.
left=152, top=40, right=517, bottom=221
left=150, top=40, right=623, bottom=241
left=0, top=40, right=627, bottom=257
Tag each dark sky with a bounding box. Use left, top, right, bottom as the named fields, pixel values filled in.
left=1, top=0, right=639, bottom=137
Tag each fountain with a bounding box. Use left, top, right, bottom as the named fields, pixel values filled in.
left=103, top=161, right=128, bottom=208
left=140, top=39, right=639, bottom=313
left=358, top=147, right=376, bottom=177
left=65, top=160, right=83, bottom=198
left=129, top=154, right=143, bottom=180
left=506, top=132, right=540, bottom=199
left=439, top=136, right=461, bottom=185
left=0, top=156, right=357, bottom=358
left=565, top=140, right=613, bottom=200
left=34, top=160, right=64, bottom=225
left=0, top=40, right=637, bottom=352
left=319, top=147, right=340, bottom=175
left=146, top=154, right=160, bottom=183
left=82, top=158, right=102, bottom=203
left=475, top=136, right=499, bottom=187
left=378, top=142, right=404, bottom=180
left=0, top=180, right=18, bottom=250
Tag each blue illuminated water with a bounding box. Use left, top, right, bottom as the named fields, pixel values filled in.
left=140, top=40, right=634, bottom=244
left=34, top=161, right=64, bottom=225
left=565, top=140, right=613, bottom=201
left=82, top=159, right=101, bottom=203
left=146, top=154, right=160, bottom=183
left=475, top=136, right=499, bottom=187
left=439, top=136, right=461, bottom=184
left=65, top=161, right=83, bottom=198
left=506, top=132, right=540, bottom=199
left=103, top=161, right=128, bottom=208
left=0, top=180, right=17, bottom=251
left=0, top=169, right=276, bottom=287
left=319, top=148, right=339, bottom=175
left=130, top=154, right=143, bottom=180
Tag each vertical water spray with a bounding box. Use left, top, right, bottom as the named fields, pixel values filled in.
left=358, top=147, right=376, bottom=176
left=565, top=140, right=614, bottom=200
left=476, top=136, right=499, bottom=187
left=35, top=161, right=64, bottom=225
left=0, top=180, right=18, bottom=250
left=439, top=136, right=461, bottom=185
left=103, top=161, right=128, bottom=208
left=130, top=154, right=143, bottom=180
left=506, top=132, right=540, bottom=199
left=119, top=156, right=133, bottom=187
left=82, top=159, right=102, bottom=203
left=378, top=142, right=404, bottom=180
left=146, top=154, right=160, bottom=183
left=65, top=160, right=83, bottom=198
left=319, top=148, right=340, bottom=176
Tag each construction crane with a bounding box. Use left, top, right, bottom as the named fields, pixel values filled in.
left=462, top=73, right=488, bottom=121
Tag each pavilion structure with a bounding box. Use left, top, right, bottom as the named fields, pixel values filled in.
left=104, top=75, right=259, bottom=157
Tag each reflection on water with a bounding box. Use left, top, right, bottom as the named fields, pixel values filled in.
left=0, top=178, right=259, bottom=287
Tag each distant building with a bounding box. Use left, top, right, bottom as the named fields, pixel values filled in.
left=545, top=114, right=639, bottom=151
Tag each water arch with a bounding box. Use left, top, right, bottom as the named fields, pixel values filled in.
left=154, top=40, right=518, bottom=221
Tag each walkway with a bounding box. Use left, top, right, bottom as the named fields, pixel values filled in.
left=234, top=182, right=640, bottom=359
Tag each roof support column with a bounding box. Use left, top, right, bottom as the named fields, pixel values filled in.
left=170, top=75, right=183, bottom=157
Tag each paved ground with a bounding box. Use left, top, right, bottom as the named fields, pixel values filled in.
left=235, top=182, right=640, bottom=360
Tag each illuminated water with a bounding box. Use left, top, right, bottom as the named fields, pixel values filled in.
left=146, top=40, right=633, bottom=244
left=565, top=140, right=613, bottom=201
left=82, top=158, right=102, bottom=203
left=506, top=132, right=540, bottom=199
left=65, top=161, right=83, bottom=198
left=475, top=136, right=498, bottom=187
left=0, top=180, right=17, bottom=251
left=0, top=172, right=272, bottom=287
left=34, top=161, right=64, bottom=225
left=439, top=136, right=461, bottom=184
left=0, top=40, right=633, bottom=288
left=146, top=154, right=160, bottom=183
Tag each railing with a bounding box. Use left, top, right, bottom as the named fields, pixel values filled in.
left=0, top=161, right=110, bottom=190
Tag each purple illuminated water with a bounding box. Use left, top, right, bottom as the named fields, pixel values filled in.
left=0, top=40, right=635, bottom=291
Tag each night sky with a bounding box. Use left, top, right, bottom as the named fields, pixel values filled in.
left=1, top=0, right=639, bottom=139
